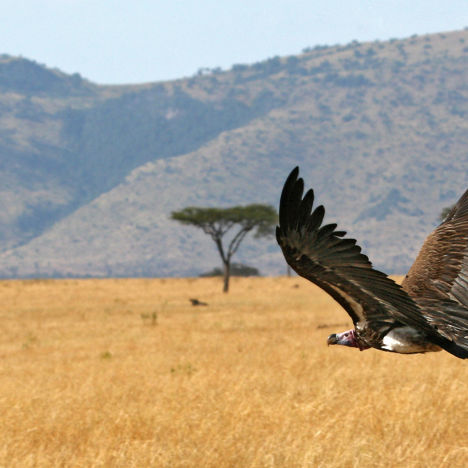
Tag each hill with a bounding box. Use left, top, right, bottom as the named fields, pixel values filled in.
left=0, top=30, right=468, bottom=277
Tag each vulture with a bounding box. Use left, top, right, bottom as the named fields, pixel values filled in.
left=276, top=167, right=468, bottom=359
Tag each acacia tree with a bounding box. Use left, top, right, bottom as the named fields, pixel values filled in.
left=171, top=204, right=277, bottom=292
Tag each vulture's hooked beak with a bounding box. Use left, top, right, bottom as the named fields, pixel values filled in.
left=327, top=333, right=338, bottom=346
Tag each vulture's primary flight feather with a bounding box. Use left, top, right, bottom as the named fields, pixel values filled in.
left=276, top=167, right=468, bottom=359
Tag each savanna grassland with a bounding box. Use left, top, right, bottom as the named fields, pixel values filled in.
left=0, top=277, right=466, bottom=467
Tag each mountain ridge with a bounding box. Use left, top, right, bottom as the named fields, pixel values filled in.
left=1, top=29, right=468, bottom=277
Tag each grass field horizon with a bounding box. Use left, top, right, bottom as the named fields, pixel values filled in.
left=1, top=276, right=467, bottom=467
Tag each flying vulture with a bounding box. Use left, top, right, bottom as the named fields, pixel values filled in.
left=276, top=167, right=468, bottom=359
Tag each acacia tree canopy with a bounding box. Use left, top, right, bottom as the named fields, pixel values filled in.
left=171, top=204, right=277, bottom=292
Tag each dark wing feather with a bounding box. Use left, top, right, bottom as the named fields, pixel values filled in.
left=276, top=167, right=466, bottom=355
left=402, top=188, right=468, bottom=352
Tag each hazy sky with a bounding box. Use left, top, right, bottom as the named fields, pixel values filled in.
left=2, top=0, right=468, bottom=84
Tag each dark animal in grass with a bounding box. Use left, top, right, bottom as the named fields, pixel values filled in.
left=276, top=167, right=468, bottom=359
left=190, top=298, right=208, bottom=306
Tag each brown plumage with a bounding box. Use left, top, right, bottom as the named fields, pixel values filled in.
left=276, top=167, right=468, bottom=359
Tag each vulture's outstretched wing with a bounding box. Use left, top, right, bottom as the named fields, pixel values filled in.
left=276, top=167, right=461, bottom=353
left=402, top=188, right=468, bottom=351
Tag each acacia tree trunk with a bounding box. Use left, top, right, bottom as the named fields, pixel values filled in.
left=223, top=259, right=231, bottom=293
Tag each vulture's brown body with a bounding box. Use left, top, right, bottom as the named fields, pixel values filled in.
left=276, top=167, right=468, bottom=359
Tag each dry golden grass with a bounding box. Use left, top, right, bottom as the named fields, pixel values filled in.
left=0, top=277, right=467, bottom=467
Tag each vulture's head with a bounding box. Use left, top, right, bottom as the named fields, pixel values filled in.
left=327, top=329, right=361, bottom=349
